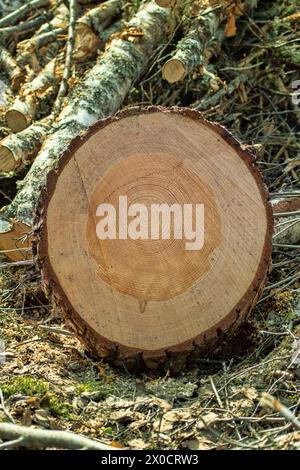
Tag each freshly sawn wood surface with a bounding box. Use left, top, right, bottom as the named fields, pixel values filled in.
left=35, top=106, right=273, bottom=370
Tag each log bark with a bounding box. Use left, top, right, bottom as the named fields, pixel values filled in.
left=0, top=2, right=171, bottom=260
left=34, top=106, right=273, bottom=371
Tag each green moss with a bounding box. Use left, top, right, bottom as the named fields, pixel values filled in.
left=75, top=380, right=119, bottom=401
left=48, top=395, right=72, bottom=418
left=1, top=376, right=49, bottom=398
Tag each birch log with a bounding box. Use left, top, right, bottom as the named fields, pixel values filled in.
left=77, top=0, right=121, bottom=34
left=0, top=45, right=25, bottom=91
left=0, top=119, right=51, bottom=172
left=162, top=1, right=257, bottom=83
left=5, top=59, right=62, bottom=132
left=74, top=0, right=122, bottom=61
left=0, top=2, right=171, bottom=261
left=162, top=9, right=223, bottom=83
left=272, top=197, right=300, bottom=245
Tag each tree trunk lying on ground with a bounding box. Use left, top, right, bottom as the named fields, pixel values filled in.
left=34, top=106, right=273, bottom=370
left=0, top=2, right=171, bottom=261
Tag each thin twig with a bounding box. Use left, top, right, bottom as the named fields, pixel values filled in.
left=0, top=422, right=120, bottom=450
left=52, top=0, right=77, bottom=118
left=0, top=389, right=15, bottom=424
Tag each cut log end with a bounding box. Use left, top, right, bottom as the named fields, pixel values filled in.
left=35, top=106, right=273, bottom=370
left=6, top=109, right=30, bottom=133
left=0, top=145, right=16, bottom=172
left=11, top=72, right=25, bottom=92
left=162, top=58, right=186, bottom=83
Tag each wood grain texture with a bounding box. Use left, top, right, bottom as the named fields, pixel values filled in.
left=34, top=106, right=273, bottom=371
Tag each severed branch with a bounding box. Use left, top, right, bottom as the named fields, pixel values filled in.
left=0, top=0, right=50, bottom=28
left=77, top=0, right=121, bottom=35
left=162, top=5, right=224, bottom=83
left=0, top=422, right=120, bottom=450
left=74, top=0, right=122, bottom=61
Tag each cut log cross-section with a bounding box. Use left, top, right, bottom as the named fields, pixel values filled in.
left=35, top=107, right=273, bottom=370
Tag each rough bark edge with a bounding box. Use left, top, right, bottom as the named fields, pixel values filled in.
left=33, top=105, right=273, bottom=372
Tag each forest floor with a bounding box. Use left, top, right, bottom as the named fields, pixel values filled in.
left=0, top=0, right=300, bottom=450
